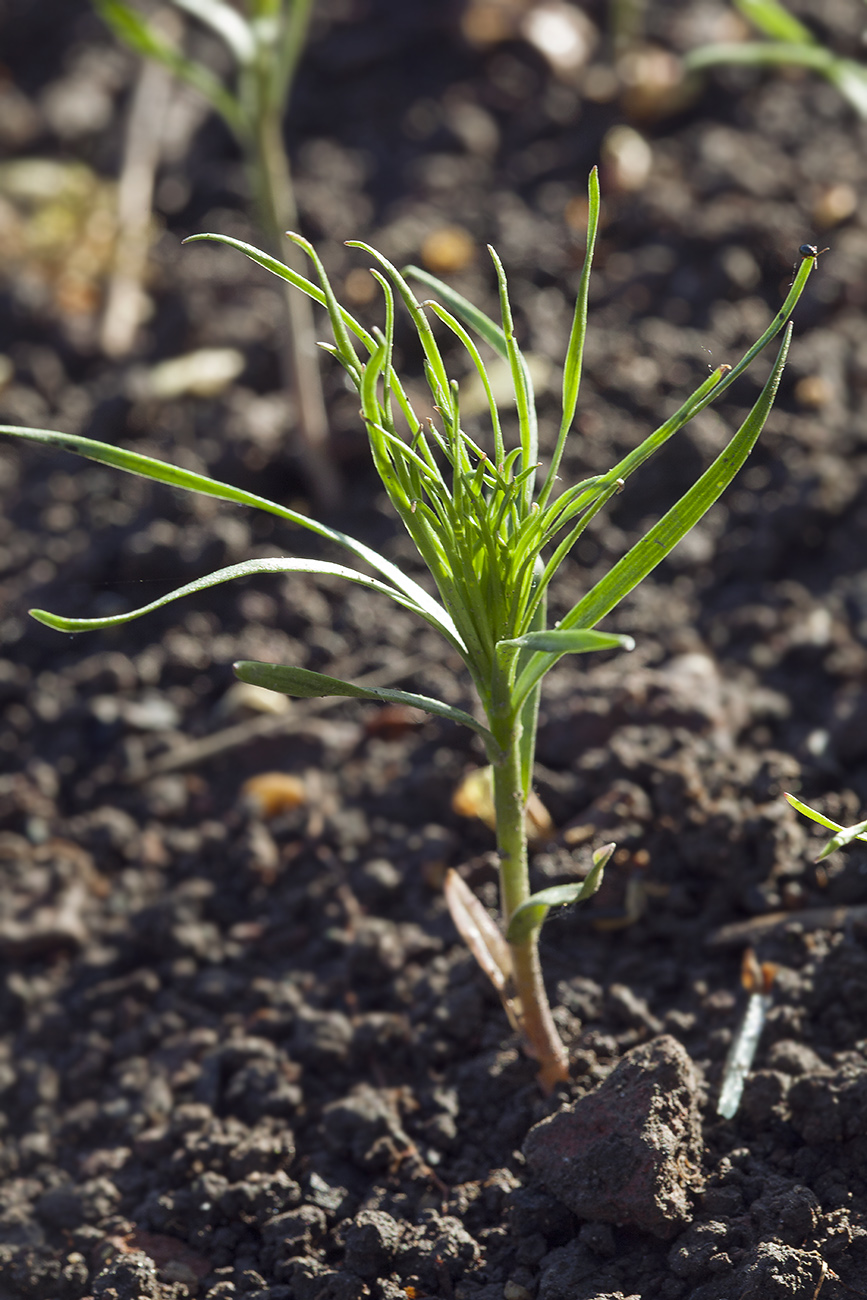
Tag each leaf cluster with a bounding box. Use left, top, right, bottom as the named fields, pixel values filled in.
left=1, top=172, right=817, bottom=757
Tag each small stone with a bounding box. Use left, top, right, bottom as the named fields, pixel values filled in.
left=504, top=1282, right=533, bottom=1300
left=730, top=1241, right=825, bottom=1299
left=766, top=1040, right=827, bottom=1077
left=420, top=225, right=476, bottom=274
left=343, top=1209, right=400, bottom=1280
left=523, top=1035, right=703, bottom=1238
left=91, top=1250, right=160, bottom=1300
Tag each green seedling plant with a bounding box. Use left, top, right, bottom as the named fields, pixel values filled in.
left=686, top=0, right=867, bottom=119
left=0, top=170, right=820, bottom=1090
left=786, top=793, right=867, bottom=861
left=94, top=0, right=339, bottom=505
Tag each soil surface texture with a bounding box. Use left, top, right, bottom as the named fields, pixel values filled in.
left=2, top=2, right=867, bottom=1298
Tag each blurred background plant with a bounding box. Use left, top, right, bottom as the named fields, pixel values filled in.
left=686, top=0, right=867, bottom=120
left=93, top=0, right=339, bottom=508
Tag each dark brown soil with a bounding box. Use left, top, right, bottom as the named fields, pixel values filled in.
left=2, top=2, right=867, bottom=1298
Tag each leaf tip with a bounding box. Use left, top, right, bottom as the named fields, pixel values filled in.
left=30, top=607, right=77, bottom=632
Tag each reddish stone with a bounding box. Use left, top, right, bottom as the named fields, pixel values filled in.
left=523, top=1035, right=703, bottom=1239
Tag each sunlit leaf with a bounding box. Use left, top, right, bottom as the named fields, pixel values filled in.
left=28, top=557, right=440, bottom=632
left=498, top=629, right=634, bottom=657
left=233, top=660, right=496, bottom=748
left=785, top=793, right=867, bottom=860
left=506, top=843, right=614, bottom=945
left=0, top=424, right=462, bottom=649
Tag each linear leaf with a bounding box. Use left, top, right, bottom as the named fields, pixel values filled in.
left=733, top=0, right=815, bottom=43
left=234, top=660, right=495, bottom=747
left=686, top=41, right=833, bottom=74
left=825, top=59, right=867, bottom=119
left=402, top=266, right=508, bottom=358
left=183, top=233, right=377, bottom=354
left=784, top=793, right=844, bottom=834
left=513, top=325, right=793, bottom=705
left=785, top=793, right=867, bottom=860
left=28, top=557, right=437, bottom=632
left=506, top=843, right=614, bottom=945
left=0, top=424, right=463, bottom=647
left=489, top=244, right=537, bottom=505
left=817, top=819, right=867, bottom=859
left=539, top=166, right=600, bottom=507
left=498, top=629, right=634, bottom=656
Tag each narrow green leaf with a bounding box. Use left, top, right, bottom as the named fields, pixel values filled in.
left=686, top=41, right=833, bottom=74
left=825, top=59, right=867, bottom=120
left=539, top=166, right=600, bottom=508
left=817, top=819, right=867, bottom=858
left=28, top=557, right=439, bottom=632
left=569, top=249, right=814, bottom=521
left=733, top=0, right=815, bottom=44
left=498, top=629, right=635, bottom=656
left=0, top=424, right=463, bottom=647
left=233, top=660, right=496, bottom=747
left=183, top=233, right=377, bottom=354
left=346, top=241, right=452, bottom=407
left=506, top=843, right=614, bottom=945
left=567, top=329, right=791, bottom=627
left=402, top=266, right=508, bottom=359
left=426, top=301, right=506, bottom=469
left=784, top=792, right=844, bottom=834
left=784, top=793, right=867, bottom=860
left=488, top=245, right=537, bottom=506
left=514, top=326, right=793, bottom=706
left=284, top=231, right=363, bottom=381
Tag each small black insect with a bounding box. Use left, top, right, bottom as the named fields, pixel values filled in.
left=799, top=243, right=829, bottom=258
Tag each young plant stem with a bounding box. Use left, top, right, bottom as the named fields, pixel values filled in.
left=251, top=86, right=341, bottom=510
left=490, top=683, right=569, bottom=1091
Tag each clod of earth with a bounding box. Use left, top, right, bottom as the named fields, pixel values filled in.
left=523, top=1035, right=703, bottom=1238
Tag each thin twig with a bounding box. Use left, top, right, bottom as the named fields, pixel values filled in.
left=707, top=905, right=867, bottom=949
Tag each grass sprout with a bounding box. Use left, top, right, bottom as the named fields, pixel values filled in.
left=0, top=170, right=820, bottom=1091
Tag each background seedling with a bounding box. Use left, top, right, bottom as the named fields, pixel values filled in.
left=686, top=0, right=867, bottom=120
left=0, top=171, right=818, bottom=1091
left=94, top=0, right=339, bottom=507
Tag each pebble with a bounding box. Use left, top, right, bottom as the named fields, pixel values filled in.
left=523, top=1035, right=703, bottom=1238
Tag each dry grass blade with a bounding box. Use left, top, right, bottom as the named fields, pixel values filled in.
left=444, top=869, right=523, bottom=1032
left=101, top=11, right=176, bottom=356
